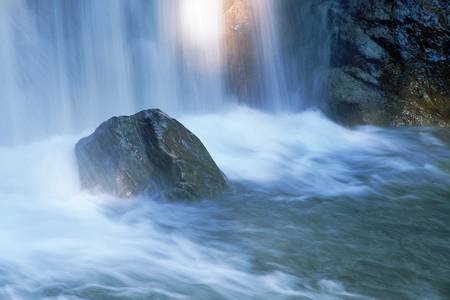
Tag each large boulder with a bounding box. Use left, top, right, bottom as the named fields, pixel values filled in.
left=75, top=109, right=228, bottom=200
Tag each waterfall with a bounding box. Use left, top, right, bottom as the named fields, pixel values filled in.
left=223, top=0, right=331, bottom=111
left=251, top=0, right=288, bottom=110
left=0, top=0, right=331, bottom=144
left=278, top=0, right=331, bottom=110
left=0, top=0, right=225, bottom=144
left=2, top=3, right=449, bottom=299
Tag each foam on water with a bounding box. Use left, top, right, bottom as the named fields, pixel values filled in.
left=183, top=106, right=450, bottom=198
left=0, top=109, right=403, bottom=299
left=1, top=107, right=449, bottom=299
left=1, top=0, right=448, bottom=298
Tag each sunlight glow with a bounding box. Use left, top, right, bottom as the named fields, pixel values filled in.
left=179, top=0, right=223, bottom=47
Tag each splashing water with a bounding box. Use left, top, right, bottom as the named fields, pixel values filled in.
left=0, top=1, right=450, bottom=299
left=1, top=108, right=450, bottom=299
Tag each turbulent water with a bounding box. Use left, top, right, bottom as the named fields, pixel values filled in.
left=1, top=0, right=450, bottom=299
left=1, top=108, right=450, bottom=299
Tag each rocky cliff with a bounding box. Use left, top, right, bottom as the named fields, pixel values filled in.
left=225, top=0, right=449, bottom=126
left=327, top=0, right=450, bottom=125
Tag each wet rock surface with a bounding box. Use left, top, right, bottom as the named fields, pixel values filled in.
left=75, top=109, right=228, bottom=200
left=327, top=0, right=449, bottom=125
left=223, top=0, right=264, bottom=104
left=223, top=0, right=449, bottom=125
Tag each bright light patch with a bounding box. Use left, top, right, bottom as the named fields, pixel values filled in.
left=179, top=0, right=223, bottom=47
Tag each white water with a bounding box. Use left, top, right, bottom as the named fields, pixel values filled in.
left=0, top=144, right=297, bottom=299
left=2, top=1, right=449, bottom=299
left=1, top=107, right=449, bottom=299
left=183, top=107, right=449, bottom=197
left=0, top=2, right=355, bottom=297
left=0, top=0, right=226, bottom=144
left=250, top=0, right=288, bottom=110
left=0, top=0, right=331, bottom=144
left=0, top=108, right=396, bottom=299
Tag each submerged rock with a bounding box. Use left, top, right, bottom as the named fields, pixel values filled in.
left=75, top=109, right=228, bottom=200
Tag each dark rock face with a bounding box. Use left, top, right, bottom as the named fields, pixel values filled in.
left=75, top=109, right=228, bottom=200
left=223, top=0, right=264, bottom=104
left=327, top=0, right=450, bottom=125
left=224, top=0, right=448, bottom=125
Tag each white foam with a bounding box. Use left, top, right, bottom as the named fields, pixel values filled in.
left=182, top=106, right=424, bottom=198
left=0, top=125, right=371, bottom=299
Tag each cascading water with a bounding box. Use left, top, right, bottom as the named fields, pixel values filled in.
left=222, top=0, right=331, bottom=111
left=277, top=0, right=332, bottom=110
left=1, top=1, right=450, bottom=300
left=246, top=0, right=288, bottom=110
left=0, top=0, right=331, bottom=144
left=0, top=0, right=226, bottom=144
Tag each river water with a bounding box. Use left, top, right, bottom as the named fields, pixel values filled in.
left=1, top=107, right=449, bottom=299
left=0, top=1, right=449, bottom=299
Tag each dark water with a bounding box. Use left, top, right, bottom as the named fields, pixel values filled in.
left=1, top=109, right=449, bottom=300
